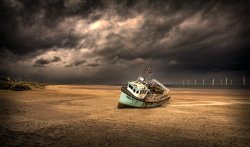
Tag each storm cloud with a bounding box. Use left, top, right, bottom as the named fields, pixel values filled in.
left=0, top=0, right=249, bottom=84
left=34, top=56, right=61, bottom=67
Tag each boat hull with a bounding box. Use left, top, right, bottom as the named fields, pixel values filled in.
left=118, top=91, right=170, bottom=108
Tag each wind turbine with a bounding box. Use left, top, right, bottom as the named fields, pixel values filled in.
left=225, top=76, right=228, bottom=86
left=202, top=78, right=205, bottom=86
left=220, top=80, right=223, bottom=86
left=243, top=75, right=246, bottom=86
left=188, top=80, right=190, bottom=85
left=182, top=80, right=185, bottom=86
left=194, top=79, right=197, bottom=86
left=212, top=78, right=215, bottom=86
left=230, top=79, right=232, bottom=85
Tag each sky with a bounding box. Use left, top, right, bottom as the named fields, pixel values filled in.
left=0, top=0, right=249, bottom=85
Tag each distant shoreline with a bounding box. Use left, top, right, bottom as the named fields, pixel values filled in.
left=166, top=85, right=250, bottom=90
left=47, top=84, right=250, bottom=90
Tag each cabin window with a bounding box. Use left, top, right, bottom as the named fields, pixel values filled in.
left=136, top=91, right=139, bottom=94
left=129, top=85, right=133, bottom=90
left=133, top=89, right=135, bottom=93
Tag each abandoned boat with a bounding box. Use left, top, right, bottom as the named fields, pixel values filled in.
left=118, top=67, right=170, bottom=108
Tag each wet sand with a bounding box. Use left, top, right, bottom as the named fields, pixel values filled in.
left=0, top=85, right=250, bottom=146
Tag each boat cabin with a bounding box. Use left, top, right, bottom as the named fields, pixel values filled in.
left=127, top=81, right=148, bottom=99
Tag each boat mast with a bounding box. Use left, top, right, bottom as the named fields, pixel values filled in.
left=137, top=66, right=152, bottom=83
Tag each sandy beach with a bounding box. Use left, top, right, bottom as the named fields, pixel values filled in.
left=0, top=85, right=249, bottom=146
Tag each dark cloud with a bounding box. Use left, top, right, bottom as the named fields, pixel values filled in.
left=34, top=56, right=61, bottom=67
left=35, top=58, right=51, bottom=65
left=51, top=56, right=62, bottom=62
left=0, top=0, right=104, bottom=55
left=87, top=63, right=99, bottom=67
left=66, top=59, right=86, bottom=67
left=0, top=0, right=249, bottom=84
left=74, top=60, right=86, bottom=66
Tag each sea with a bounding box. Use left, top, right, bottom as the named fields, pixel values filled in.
left=167, top=85, right=250, bottom=90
